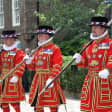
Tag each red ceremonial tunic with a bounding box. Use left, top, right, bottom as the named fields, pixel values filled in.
left=77, top=34, right=112, bottom=112
left=0, top=47, right=25, bottom=103
left=27, top=42, right=66, bottom=108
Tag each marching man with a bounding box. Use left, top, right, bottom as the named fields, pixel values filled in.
left=0, top=30, right=25, bottom=112
left=25, top=25, right=66, bottom=112
left=73, top=16, right=112, bottom=112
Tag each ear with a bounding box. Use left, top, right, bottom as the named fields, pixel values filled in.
left=103, top=28, right=106, bottom=32
left=100, top=26, right=106, bottom=31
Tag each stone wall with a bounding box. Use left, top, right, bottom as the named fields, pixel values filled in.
left=0, top=0, right=38, bottom=50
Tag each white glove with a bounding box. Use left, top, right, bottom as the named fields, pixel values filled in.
left=23, top=54, right=30, bottom=60
left=99, top=69, right=110, bottom=79
left=73, top=53, right=81, bottom=63
left=10, top=76, right=18, bottom=83
left=24, top=55, right=33, bottom=64
left=46, top=78, right=54, bottom=88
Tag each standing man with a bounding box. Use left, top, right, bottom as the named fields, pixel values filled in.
left=73, top=16, right=112, bottom=112
left=0, top=30, right=25, bottom=112
left=25, top=25, right=66, bottom=112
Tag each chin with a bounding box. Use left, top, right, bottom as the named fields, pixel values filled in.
left=93, top=34, right=97, bottom=37
left=39, top=41, right=45, bottom=43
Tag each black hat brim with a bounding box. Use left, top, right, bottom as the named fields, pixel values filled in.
left=89, top=24, right=110, bottom=29
left=35, top=32, right=55, bottom=36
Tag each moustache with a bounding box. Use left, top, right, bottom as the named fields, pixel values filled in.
left=92, top=32, right=97, bottom=34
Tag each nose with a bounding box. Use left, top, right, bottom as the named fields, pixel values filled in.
left=92, top=27, right=95, bottom=33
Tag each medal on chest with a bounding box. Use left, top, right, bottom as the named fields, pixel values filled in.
left=8, top=51, right=16, bottom=56
left=43, top=49, right=53, bottom=54
left=39, top=49, right=53, bottom=55
left=99, top=43, right=109, bottom=49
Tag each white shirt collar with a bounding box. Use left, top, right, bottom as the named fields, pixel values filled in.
left=38, top=37, right=53, bottom=47
left=90, top=30, right=108, bottom=40
left=3, top=42, right=17, bottom=51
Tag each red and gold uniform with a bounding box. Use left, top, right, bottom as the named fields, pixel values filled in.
left=0, top=47, right=25, bottom=112
left=27, top=42, right=66, bottom=111
left=77, top=34, right=112, bottom=112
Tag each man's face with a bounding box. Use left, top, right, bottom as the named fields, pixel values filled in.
left=92, top=26, right=106, bottom=37
left=4, top=38, right=15, bottom=46
left=38, top=34, right=50, bottom=43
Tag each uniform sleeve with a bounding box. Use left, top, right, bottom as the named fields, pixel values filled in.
left=13, top=49, right=25, bottom=78
left=26, top=56, right=35, bottom=71
left=49, top=46, right=63, bottom=78
left=77, top=44, right=88, bottom=68
left=104, top=44, right=112, bottom=73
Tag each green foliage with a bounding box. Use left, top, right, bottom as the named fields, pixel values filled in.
left=34, top=0, right=96, bottom=55
left=74, top=67, right=87, bottom=92
left=62, top=56, right=74, bottom=67
left=60, top=56, right=75, bottom=90
left=60, top=56, right=87, bottom=92
left=58, top=36, right=89, bottom=55
left=96, top=1, right=112, bottom=16
left=60, top=66, right=75, bottom=90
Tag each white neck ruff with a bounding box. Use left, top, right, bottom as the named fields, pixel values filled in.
left=38, top=37, right=53, bottom=47
left=90, top=30, right=108, bottom=40
left=3, top=42, right=17, bottom=51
